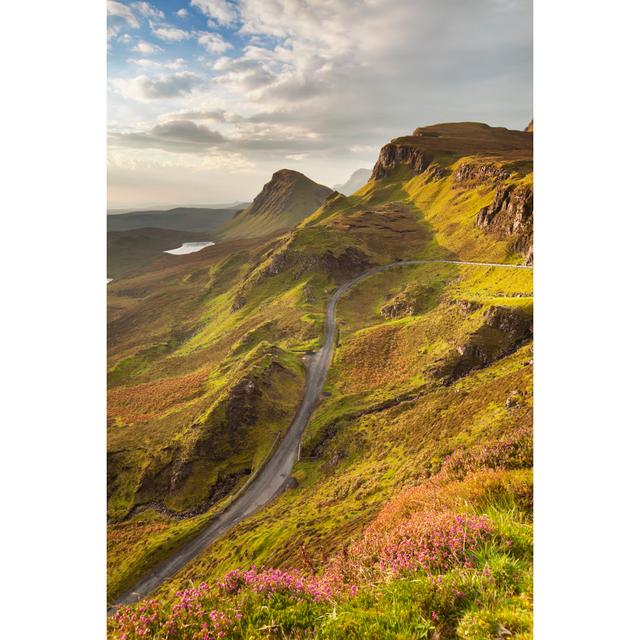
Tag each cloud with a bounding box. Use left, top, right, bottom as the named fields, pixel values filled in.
left=197, top=32, right=232, bottom=53
left=190, top=0, right=238, bottom=26
left=127, top=58, right=159, bottom=68
left=133, top=40, right=163, bottom=54
left=152, top=25, right=191, bottom=41
left=107, top=0, right=140, bottom=39
left=108, top=0, right=532, bottom=204
left=110, top=120, right=227, bottom=152
left=166, top=108, right=232, bottom=122
left=131, top=2, right=164, bottom=20
left=212, top=56, right=276, bottom=93
left=166, top=58, right=187, bottom=70
left=176, top=8, right=189, bottom=19
left=113, top=72, right=202, bottom=101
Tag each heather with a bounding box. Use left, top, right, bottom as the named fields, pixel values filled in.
left=109, top=431, right=532, bottom=639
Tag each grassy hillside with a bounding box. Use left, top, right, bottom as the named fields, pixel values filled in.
left=107, top=122, right=533, bottom=636
left=218, top=169, right=334, bottom=240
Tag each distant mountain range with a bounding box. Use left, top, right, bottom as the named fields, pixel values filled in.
left=333, top=168, right=371, bottom=195
left=106, top=206, right=245, bottom=233
left=107, top=202, right=249, bottom=215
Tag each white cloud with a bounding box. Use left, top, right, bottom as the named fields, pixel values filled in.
left=131, top=2, right=165, bottom=20
left=197, top=32, right=232, bottom=54
left=133, top=40, right=163, bottom=55
left=190, top=0, right=238, bottom=26
left=166, top=58, right=187, bottom=70
left=107, top=0, right=140, bottom=39
left=127, top=58, right=159, bottom=68
left=113, top=72, right=202, bottom=101
left=152, top=25, right=191, bottom=41
left=126, top=58, right=185, bottom=70
left=176, top=8, right=189, bottom=19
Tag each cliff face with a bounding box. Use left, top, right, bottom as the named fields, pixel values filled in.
left=371, top=122, right=532, bottom=181
left=476, top=183, right=533, bottom=264
left=371, top=143, right=434, bottom=180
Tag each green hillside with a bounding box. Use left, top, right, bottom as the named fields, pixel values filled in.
left=108, top=122, right=533, bottom=638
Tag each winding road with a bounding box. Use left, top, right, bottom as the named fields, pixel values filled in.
left=110, top=259, right=532, bottom=610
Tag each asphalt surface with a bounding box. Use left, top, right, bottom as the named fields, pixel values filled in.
left=110, top=258, right=532, bottom=610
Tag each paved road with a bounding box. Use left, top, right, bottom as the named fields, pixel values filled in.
left=110, top=258, right=532, bottom=610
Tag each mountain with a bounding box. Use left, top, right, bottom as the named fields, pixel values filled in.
left=218, top=169, right=333, bottom=239
left=106, top=206, right=243, bottom=233
left=333, top=168, right=371, bottom=195
left=107, top=122, right=533, bottom=636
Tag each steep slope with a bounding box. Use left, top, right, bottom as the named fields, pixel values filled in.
left=107, top=121, right=533, bottom=629
left=218, top=169, right=333, bottom=239
left=334, top=168, right=371, bottom=195
left=107, top=206, right=241, bottom=233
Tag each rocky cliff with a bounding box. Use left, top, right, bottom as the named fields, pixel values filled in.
left=371, top=122, right=532, bottom=180
left=476, top=183, right=533, bottom=263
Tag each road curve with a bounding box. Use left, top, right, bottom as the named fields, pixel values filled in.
left=110, top=258, right=532, bottom=610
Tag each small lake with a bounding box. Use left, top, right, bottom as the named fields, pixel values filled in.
left=164, top=241, right=216, bottom=255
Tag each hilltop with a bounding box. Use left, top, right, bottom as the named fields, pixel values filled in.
left=218, top=169, right=333, bottom=239
left=107, top=121, right=533, bottom=638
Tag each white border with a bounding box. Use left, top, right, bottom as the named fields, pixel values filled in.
left=3, top=1, right=640, bottom=637
left=2, top=0, right=105, bottom=636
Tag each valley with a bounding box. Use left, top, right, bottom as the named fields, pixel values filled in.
left=108, top=121, right=534, bottom=639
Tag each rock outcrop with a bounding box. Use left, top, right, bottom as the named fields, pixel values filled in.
left=233, top=243, right=371, bottom=310
left=454, top=162, right=512, bottom=185
left=476, top=183, right=533, bottom=263
left=380, top=284, right=434, bottom=319
left=432, top=305, right=533, bottom=384
left=371, top=143, right=433, bottom=180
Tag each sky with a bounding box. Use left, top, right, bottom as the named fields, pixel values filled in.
left=107, top=0, right=532, bottom=208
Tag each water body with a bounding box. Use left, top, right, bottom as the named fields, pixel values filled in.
left=164, top=241, right=215, bottom=255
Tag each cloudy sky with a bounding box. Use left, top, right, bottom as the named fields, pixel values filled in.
left=108, top=0, right=532, bottom=208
